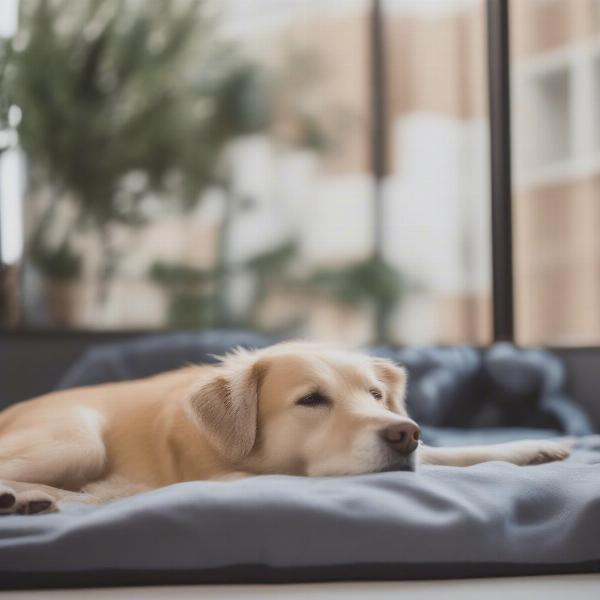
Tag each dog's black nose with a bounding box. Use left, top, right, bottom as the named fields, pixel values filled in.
left=381, top=421, right=420, bottom=455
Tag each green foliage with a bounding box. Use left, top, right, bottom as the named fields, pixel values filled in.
left=29, top=239, right=81, bottom=281
left=210, top=64, right=272, bottom=142
left=148, top=240, right=299, bottom=330
left=148, top=262, right=215, bottom=288
left=148, top=260, right=215, bottom=328
left=241, top=240, right=298, bottom=324
left=0, top=0, right=282, bottom=241
left=243, top=240, right=297, bottom=279
left=166, top=291, right=217, bottom=330
left=0, top=50, right=9, bottom=131
left=1, top=0, right=246, bottom=224
left=308, top=254, right=406, bottom=310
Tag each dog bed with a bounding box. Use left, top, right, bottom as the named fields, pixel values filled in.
left=0, top=434, right=599, bottom=590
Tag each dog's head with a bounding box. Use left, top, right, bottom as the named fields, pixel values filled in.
left=186, top=342, right=420, bottom=476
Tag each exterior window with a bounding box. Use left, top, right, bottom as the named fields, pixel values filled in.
left=511, top=0, right=600, bottom=345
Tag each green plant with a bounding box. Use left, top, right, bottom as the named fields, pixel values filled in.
left=148, top=240, right=299, bottom=330
left=29, top=240, right=81, bottom=282
left=148, top=262, right=215, bottom=288
left=148, top=260, right=216, bottom=329
left=241, top=240, right=298, bottom=326
left=166, top=291, right=218, bottom=330
left=308, top=254, right=409, bottom=342
left=309, top=255, right=404, bottom=307
left=0, top=0, right=266, bottom=305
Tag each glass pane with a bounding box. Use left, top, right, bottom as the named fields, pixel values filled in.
left=511, top=0, right=600, bottom=345
left=0, top=0, right=490, bottom=345
left=382, top=0, right=491, bottom=344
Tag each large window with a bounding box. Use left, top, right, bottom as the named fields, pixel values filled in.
left=0, top=0, right=490, bottom=345
left=511, top=0, right=600, bottom=345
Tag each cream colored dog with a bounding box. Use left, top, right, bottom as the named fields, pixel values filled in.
left=0, top=341, right=571, bottom=515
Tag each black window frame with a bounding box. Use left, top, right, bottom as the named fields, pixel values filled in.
left=486, top=0, right=514, bottom=343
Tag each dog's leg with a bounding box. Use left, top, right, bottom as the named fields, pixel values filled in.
left=0, top=409, right=107, bottom=490
left=419, top=438, right=572, bottom=467
left=81, top=475, right=151, bottom=504
left=0, top=476, right=153, bottom=515
left=0, top=479, right=98, bottom=515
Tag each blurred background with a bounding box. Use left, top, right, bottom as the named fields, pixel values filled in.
left=0, top=0, right=491, bottom=346
left=0, top=0, right=598, bottom=348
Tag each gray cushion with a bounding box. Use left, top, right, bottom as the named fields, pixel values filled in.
left=1, top=437, right=599, bottom=590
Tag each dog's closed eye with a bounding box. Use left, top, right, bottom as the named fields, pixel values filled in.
left=369, top=388, right=383, bottom=401
left=296, top=392, right=330, bottom=407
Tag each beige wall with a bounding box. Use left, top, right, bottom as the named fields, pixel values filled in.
left=437, top=291, right=491, bottom=345
left=278, top=2, right=488, bottom=176
left=511, top=0, right=600, bottom=61
left=274, top=11, right=371, bottom=176
left=514, top=175, right=600, bottom=345
left=386, top=4, right=487, bottom=125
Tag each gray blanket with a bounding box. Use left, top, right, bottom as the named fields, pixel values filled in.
left=1, top=436, right=599, bottom=590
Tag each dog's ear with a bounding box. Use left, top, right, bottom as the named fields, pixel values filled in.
left=371, top=357, right=408, bottom=413
left=187, top=353, right=266, bottom=463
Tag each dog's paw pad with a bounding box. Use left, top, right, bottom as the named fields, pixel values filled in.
left=0, top=488, right=58, bottom=516
left=16, top=490, right=57, bottom=515
left=16, top=499, right=55, bottom=515
left=0, top=492, right=17, bottom=509
left=0, top=492, right=16, bottom=511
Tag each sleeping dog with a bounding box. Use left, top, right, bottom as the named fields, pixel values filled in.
left=0, top=341, right=571, bottom=515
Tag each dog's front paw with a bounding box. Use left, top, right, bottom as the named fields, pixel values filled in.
left=0, top=483, right=58, bottom=515
left=513, top=439, right=572, bottom=466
